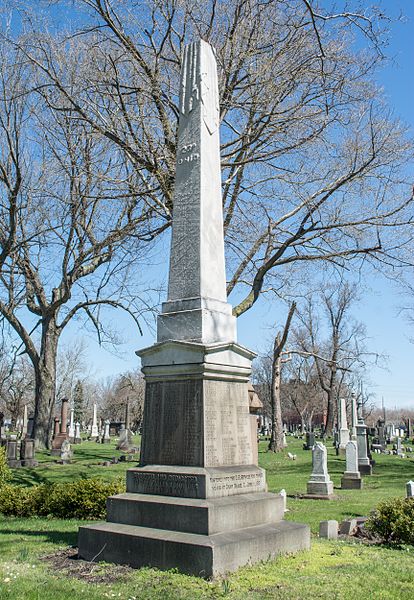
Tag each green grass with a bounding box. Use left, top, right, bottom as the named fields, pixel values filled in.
left=0, top=435, right=413, bottom=599
left=259, top=436, right=414, bottom=532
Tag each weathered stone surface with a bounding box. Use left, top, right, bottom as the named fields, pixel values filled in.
left=107, top=491, right=284, bottom=535
left=307, top=443, right=334, bottom=496
left=102, top=420, right=111, bottom=444
left=126, top=465, right=266, bottom=499
left=138, top=342, right=256, bottom=471
left=116, top=427, right=133, bottom=452
left=319, top=520, right=338, bottom=540
left=338, top=398, right=350, bottom=450
left=78, top=520, right=310, bottom=578
left=90, top=403, right=99, bottom=439
left=339, top=519, right=357, bottom=535
left=406, top=480, right=414, bottom=498
left=341, top=440, right=362, bottom=489
left=156, top=40, right=236, bottom=345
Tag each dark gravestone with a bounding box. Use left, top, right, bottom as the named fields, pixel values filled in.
left=6, top=439, right=21, bottom=468
left=303, top=432, right=315, bottom=450
left=20, top=439, right=37, bottom=467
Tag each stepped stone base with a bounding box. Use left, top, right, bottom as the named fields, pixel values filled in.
left=107, top=491, right=283, bottom=535
left=78, top=519, right=310, bottom=578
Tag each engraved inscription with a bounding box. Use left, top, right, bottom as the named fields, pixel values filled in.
left=209, top=472, right=264, bottom=494
left=135, top=472, right=199, bottom=497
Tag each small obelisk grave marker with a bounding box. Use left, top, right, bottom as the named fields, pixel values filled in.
left=78, top=40, right=310, bottom=577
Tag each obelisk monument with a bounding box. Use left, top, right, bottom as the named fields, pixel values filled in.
left=78, top=40, right=309, bottom=577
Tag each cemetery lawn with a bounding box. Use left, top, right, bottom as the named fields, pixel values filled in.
left=0, top=437, right=413, bottom=599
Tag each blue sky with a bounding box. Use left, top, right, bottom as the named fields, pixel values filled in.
left=59, top=1, right=414, bottom=409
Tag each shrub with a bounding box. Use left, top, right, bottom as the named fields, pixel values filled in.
left=366, top=496, right=414, bottom=545
left=40, top=478, right=125, bottom=519
left=0, top=447, right=11, bottom=487
left=0, top=477, right=125, bottom=519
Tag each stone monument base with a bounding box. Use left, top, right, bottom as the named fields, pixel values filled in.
left=306, top=480, right=334, bottom=496
left=358, top=463, right=372, bottom=475
left=78, top=483, right=310, bottom=577
left=341, top=472, right=362, bottom=490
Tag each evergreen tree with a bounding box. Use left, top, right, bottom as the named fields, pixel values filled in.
left=73, top=380, right=84, bottom=423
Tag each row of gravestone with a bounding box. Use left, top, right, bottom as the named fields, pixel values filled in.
left=1, top=438, right=37, bottom=468
left=306, top=438, right=369, bottom=498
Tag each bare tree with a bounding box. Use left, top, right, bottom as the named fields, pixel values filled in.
left=0, top=40, right=156, bottom=447
left=100, top=368, right=145, bottom=430
left=293, top=281, right=374, bottom=434
left=0, top=1, right=413, bottom=446
left=282, top=356, right=324, bottom=431
left=0, top=354, right=34, bottom=427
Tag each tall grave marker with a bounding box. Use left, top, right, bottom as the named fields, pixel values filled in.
left=78, top=39, right=310, bottom=577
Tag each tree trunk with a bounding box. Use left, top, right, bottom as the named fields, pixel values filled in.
left=268, top=339, right=285, bottom=452
left=32, top=321, right=59, bottom=449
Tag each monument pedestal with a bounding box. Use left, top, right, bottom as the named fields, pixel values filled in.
left=78, top=341, right=310, bottom=576
left=341, top=472, right=362, bottom=489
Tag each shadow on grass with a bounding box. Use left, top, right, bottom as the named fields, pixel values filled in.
left=0, top=527, right=78, bottom=547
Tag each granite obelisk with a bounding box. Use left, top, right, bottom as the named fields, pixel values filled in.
left=78, top=40, right=309, bottom=577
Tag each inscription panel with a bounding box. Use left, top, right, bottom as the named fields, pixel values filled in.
left=140, top=380, right=203, bottom=466
left=128, top=471, right=203, bottom=498
left=204, top=380, right=253, bottom=467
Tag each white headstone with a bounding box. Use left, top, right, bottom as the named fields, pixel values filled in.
left=21, top=404, right=28, bottom=438
left=90, top=403, right=99, bottom=439
left=338, top=398, right=350, bottom=449
left=103, top=419, right=111, bottom=443
left=343, top=440, right=361, bottom=478
left=74, top=421, right=81, bottom=443
left=68, top=408, right=75, bottom=441
left=406, top=480, right=414, bottom=498
left=350, top=393, right=358, bottom=439
left=307, top=443, right=334, bottom=496
left=60, top=439, right=72, bottom=462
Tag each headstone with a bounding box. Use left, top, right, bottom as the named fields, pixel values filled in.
left=60, top=439, right=72, bottom=462
left=51, top=398, right=70, bottom=455
left=6, top=439, right=21, bottom=468
left=396, top=437, right=403, bottom=456
left=319, top=520, right=338, bottom=540
left=89, top=403, right=99, bottom=440
left=74, top=421, right=82, bottom=444
left=338, top=398, right=350, bottom=451
left=68, top=408, right=75, bottom=442
left=102, top=420, right=111, bottom=444
left=356, top=408, right=372, bottom=475
left=406, top=481, right=414, bottom=498
left=341, top=440, right=362, bottom=489
left=20, top=439, right=37, bottom=467
left=306, top=443, right=334, bottom=496
left=21, top=405, right=28, bottom=439
left=78, top=39, right=310, bottom=577
left=350, top=393, right=358, bottom=439
left=116, top=425, right=133, bottom=452
left=303, top=431, right=315, bottom=450
left=339, top=519, right=357, bottom=536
